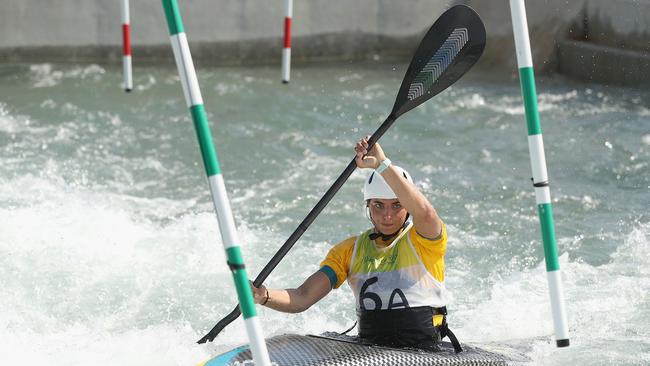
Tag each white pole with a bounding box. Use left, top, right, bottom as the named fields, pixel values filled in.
left=509, top=0, right=570, bottom=348
left=281, top=0, right=293, bottom=83
left=121, top=0, right=133, bottom=92
left=162, top=1, right=271, bottom=364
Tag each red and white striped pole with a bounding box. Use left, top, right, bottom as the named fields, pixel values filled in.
left=281, top=0, right=293, bottom=84
left=121, top=0, right=133, bottom=92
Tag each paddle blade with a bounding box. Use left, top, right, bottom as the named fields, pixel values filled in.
left=392, top=5, right=486, bottom=118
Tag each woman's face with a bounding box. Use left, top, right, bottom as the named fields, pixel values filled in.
left=367, top=198, right=408, bottom=234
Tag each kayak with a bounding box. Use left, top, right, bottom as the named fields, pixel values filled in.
left=200, top=333, right=531, bottom=366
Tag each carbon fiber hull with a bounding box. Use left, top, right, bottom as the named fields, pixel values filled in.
left=203, top=333, right=531, bottom=366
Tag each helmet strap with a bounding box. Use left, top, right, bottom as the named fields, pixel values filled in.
left=368, top=212, right=411, bottom=241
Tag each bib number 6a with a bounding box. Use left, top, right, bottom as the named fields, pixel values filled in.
left=359, top=276, right=410, bottom=310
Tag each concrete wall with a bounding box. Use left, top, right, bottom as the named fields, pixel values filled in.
left=583, top=0, right=650, bottom=51
left=465, top=0, right=650, bottom=84
left=463, top=0, right=587, bottom=73
left=1, top=0, right=649, bottom=84
left=558, top=0, right=650, bottom=84
left=0, top=0, right=449, bottom=64
left=0, top=0, right=451, bottom=46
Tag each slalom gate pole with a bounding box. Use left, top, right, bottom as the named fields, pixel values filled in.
left=509, top=0, right=570, bottom=348
left=281, top=0, right=293, bottom=83
left=121, top=0, right=133, bottom=92
left=161, top=1, right=272, bottom=364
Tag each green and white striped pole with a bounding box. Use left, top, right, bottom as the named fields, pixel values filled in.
left=509, top=0, right=569, bottom=348
left=161, top=1, right=272, bottom=363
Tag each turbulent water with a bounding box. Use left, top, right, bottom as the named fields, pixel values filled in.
left=0, top=61, right=648, bottom=365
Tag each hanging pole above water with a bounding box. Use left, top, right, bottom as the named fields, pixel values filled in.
left=121, top=0, right=133, bottom=92
left=161, top=1, right=272, bottom=364
left=281, top=0, right=293, bottom=84
left=509, top=0, right=570, bottom=348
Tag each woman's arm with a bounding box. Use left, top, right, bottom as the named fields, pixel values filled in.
left=251, top=270, right=332, bottom=313
left=381, top=164, right=443, bottom=239
left=355, top=137, right=443, bottom=239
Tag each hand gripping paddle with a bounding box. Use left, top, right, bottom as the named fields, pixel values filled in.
left=198, top=4, right=486, bottom=344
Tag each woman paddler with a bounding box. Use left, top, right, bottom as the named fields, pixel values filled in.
left=250, top=136, right=461, bottom=352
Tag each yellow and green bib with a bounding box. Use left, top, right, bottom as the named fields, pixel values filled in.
left=348, top=225, right=447, bottom=311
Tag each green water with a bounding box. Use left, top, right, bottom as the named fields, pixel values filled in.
left=0, top=62, right=648, bottom=365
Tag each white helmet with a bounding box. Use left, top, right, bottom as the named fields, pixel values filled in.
left=363, top=166, right=414, bottom=200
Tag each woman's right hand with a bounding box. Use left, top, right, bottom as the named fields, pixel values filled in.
left=355, top=136, right=387, bottom=170
left=249, top=281, right=268, bottom=304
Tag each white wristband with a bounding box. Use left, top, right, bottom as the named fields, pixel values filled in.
left=376, top=158, right=392, bottom=174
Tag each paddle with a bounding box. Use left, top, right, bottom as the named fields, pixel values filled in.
left=198, top=4, right=486, bottom=344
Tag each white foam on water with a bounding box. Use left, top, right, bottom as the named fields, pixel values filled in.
left=337, top=73, right=364, bottom=83
left=0, top=322, right=213, bottom=366
left=642, top=134, right=650, bottom=146
left=0, top=169, right=364, bottom=365
left=0, top=104, right=49, bottom=135
left=29, top=64, right=106, bottom=88
left=135, top=74, right=157, bottom=91
left=340, top=83, right=387, bottom=101
left=0, top=175, right=265, bottom=365
left=452, top=222, right=649, bottom=364
left=437, top=88, right=650, bottom=122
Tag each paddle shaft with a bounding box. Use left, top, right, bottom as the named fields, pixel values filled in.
left=254, top=113, right=396, bottom=287
left=199, top=113, right=397, bottom=341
